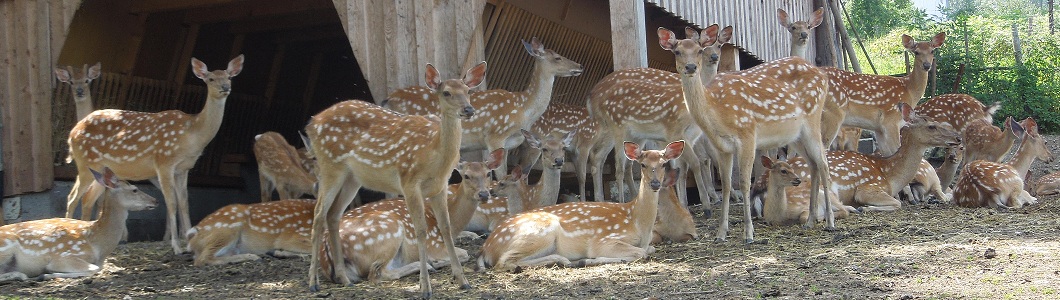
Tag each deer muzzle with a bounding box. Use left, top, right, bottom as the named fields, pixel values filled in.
left=76, top=87, right=85, bottom=97
left=791, top=178, right=802, bottom=186
left=922, top=62, right=932, bottom=71
left=684, top=63, right=697, bottom=75
left=650, top=179, right=661, bottom=191
left=460, top=105, right=476, bottom=119
left=709, top=54, right=719, bottom=63
left=477, top=191, right=490, bottom=202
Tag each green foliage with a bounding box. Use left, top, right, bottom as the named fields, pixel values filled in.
left=846, top=0, right=930, bottom=39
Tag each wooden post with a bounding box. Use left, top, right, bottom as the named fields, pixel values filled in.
left=814, top=0, right=836, bottom=67
left=828, top=0, right=860, bottom=73
left=952, top=63, right=966, bottom=92
left=608, top=0, right=647, bottom=71
left=1050, top=0, right=1055, bottom=35
left=839, top=1, right=876, bottom=74
left=1013, top=23, right=1024, bottom=65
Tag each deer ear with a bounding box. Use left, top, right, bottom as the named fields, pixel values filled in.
left=191, top=58, right=210, bottom=80
left=623, top=141, right=642, bottom=161
left=902, top=34, right=917, bottom=51
left=898, top=103, right=914, bottom=123
left=561, top=130, right=576, bottom=147
left=522, top=38, right=543, bottom=57
left=425, top=64, right=442, bottom=91
left=486, top=148, right=505, bottom=170
left=931, top=32, right=947, bottom=48
left=55, top=67, right=71, bottom=83
left=227, top=54, right=245, bottom=77
left=298, top=130, right=313, bottom=154
left=684, top=27, right=700, bottom=42
left=700, top=24, right=720, bottom=47
left=761, top=156, right=774, bottom=169
left=663, top=140, right=685, bottom=160
left=1008, top=117, right=1026, bottom=139
left=90, top=167, right=118, bottom=189
left=521, top=129, right=541, bottom=149
left=776, top=9, right=790, bottom=27
left=717, top=26, right=734, bottom=45
left=1022, top=117, right=1039, bottom=135
left=463, top=61, right=487, bottom=89
left=810, top=8, right=825, bottom=28
left=87, top=62, right=102, bottom=80
left=658, top=27, right=678, bottom=51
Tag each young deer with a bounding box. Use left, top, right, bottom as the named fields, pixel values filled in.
left=904, top=146, right=962, bottom=204
left=760, top=156, right=855, bottom=226
left=318, top=149, right=503, bottom=283
left=777, top=8, right=825, bottom=59
left=529, top=102, right=598, bottom=200
left=820, top=33, right=946, bottom=156
left=0, top=167, right=157, bottom=282
left=953, top=118, right=1054, bottom=209
left=303, top=62, right=486, bottom=296
left=651, top=180, right=698, bottom=244
left=662, top=27, right=834, bottom=243
left=186, top=199, right=315, bottom=266
left=1032, top=172, right=1060, bottom=197
left=789, top=105, right=961, bottom=211
left=478, top=141, right=683, bottom=271
left=66, top=55, right=244, bottom=254
left=383, top=38, right=582, bottom=176
left=915, top=94, right=1000, bottom=188
left=253, top=131, right=317, bottom=201
left=55, top=62, right=102, bottom=121
left=587, top=25, right=732, bottom=206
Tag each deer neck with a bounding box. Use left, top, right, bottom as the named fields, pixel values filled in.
left=790, top=43, right=809, bottom=60
left=881, top=135, right=931, bottom=195
left=679, top=72, right=722, bottom=137
left=190, top=93, right=229, bottom=145
left=87, top=191, right=130, bottom=257
left=436, top=106, right=464, bottom=174
left=630, top=174, right=662, bottom=249
left=74, top=95, right=94, bottom=121
left=699, top=63, right=721, bottom=85
left=446, top=183, right=479, bottom=235
left=763, top=178, right=789, bottom=225
left=904, top=60, right=931, bottom=106
left=1007, top=139, right=1038, bottom=176
left=521, top=61, right=558, bottom=129
left=534, top=167, right=563, bottom=209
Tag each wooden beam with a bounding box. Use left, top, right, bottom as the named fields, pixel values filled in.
left=608, top=0, right=647, bottom=71
left=170, top=23, right=200, bottom=84
left=227, top=9, right=339, bottom=34
left=263, top=43, right=286, bottom=107
left=301, top=52, right=324, bottom=119
left=118, top=13, right=149, bottom=74
left=131, top=0, right=250, bottom=14
left=270, top=26, right=345, bottom=44
left=813, top=0, right=836, bottom=67
left=183, top=0, right=333, bottom=24
left=229, top=34, right=245, bottom=58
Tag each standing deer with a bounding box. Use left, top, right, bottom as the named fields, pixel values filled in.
left=760, top=156, right=855, bottom=226
left=529, top=103, right=598, bottom=200
left=819, top=33, right=946, bottom=156
left=478, top=141, right=683, bottom=271
left=318, top=149, right=502, bottom=283
left=953, top=118, right=1054, bottom=209
left=777, top=8, right=825, bottom=59
left=186, top=199, right=315, bottom=266
left=254, top=131, right=317, bottom=201
left=66, top=55, right=244, bottom=254
left=661, top=27, right=834, bottom=243
left=303, top=62, right=486, bottom=297
left=789, top=105, right=962, bottom=211
left=914, top=94, right=1000, bottom=188
left=0, top=167, right=157, bottom=282
left=55, top=62, right=102, bottom=121
left=383, top=38, right=582, bottom=176
left=587, top=25, right=732, bottom=206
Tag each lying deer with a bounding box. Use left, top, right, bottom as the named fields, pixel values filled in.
left=760, top=156, right=856, bottom=226
left=903, top=145, right=963, bottom=204
left=953, top=118, right=1054, bottom=209
left=1032, top=172, right=1060, bottom=197
left=0, top=167, right=156, bottom=282
left=318, top=149, right=503, bottom=282
left=651, top=178, right=697, bottom=244
left=254, top=131, right=317, bottom=202
left=478, top=140, right=682, bottom=271
left=186, top=199, right=315, bottom=266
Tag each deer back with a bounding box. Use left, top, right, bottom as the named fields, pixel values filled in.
left=914, top=94, right=996, bottom=132
left=254, top=132, right=316, bottom=196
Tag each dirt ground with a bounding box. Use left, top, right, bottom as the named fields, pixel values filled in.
left=4, top=138, right=1060, bottom=299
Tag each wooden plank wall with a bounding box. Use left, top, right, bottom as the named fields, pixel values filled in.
left=332, top=0, right=487, bottom=104
left=0, top=0, right=82, bottom=197
left=483, top=2, right=613, bottom=106
left=645, top=0, right=816, bottom=63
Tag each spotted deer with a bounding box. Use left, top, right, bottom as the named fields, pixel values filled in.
left=383, top=38, right=582, bottom=176
left=662, top=27, right=835, bottom=243
left=953, top=118, right=1054, bottom=209
left=186, top=199, right=314, bottom=266
left=914, top=94, right=1000, bottom=188
left=777, top=8, right=825, bottom=59
left=904, top=145, right=963, bottom=204
left=529, top=102, right=598, bottom=200
left=55, top=62, right=102, bottom=121
left=760, top=156, right=856, bottom=226
left=303, top=62, right=486, bottom=296
left=477, top=141, right=683, bottom=271
left=820, top=33, right=946, bottom=156
left=0, top=167, right=157, bottom=282
left=651, top=180, right=698, bottom=244
left=789, top=105, right=961, bottom=211
left=66, top=55, right=244, bottom=255
left=254, top=132, right=317, bottom=202
left=1032, top=172, right=1060, bottom=197
left=483, top=129, right=574, bottom=213
left=831, top=126, right=863, bottom=151
left=587, top=25, right=732, bottom=206
left=318, top=149, right=503, bottom=283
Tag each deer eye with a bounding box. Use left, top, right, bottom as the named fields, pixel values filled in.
left=780, top=170, right=788, bottom=174
left=928, top=125, right=937, bottom=130
left=442, top=91, right=452, bottom=97
left=463, top=175, right=470, bottom=179
left=673, top=50, right=681, bottom=55
left=208, top=78, right=215, bottom=82
left=791, top=26, right=796, bottom=30
left=554, top=57, right=561, bottom=61
left=640, top=163, right=646, bottom=168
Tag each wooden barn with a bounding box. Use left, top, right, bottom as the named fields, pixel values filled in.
left=0, top=0, right=842, bottom=226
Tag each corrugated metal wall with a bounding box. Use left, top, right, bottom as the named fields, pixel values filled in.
left=482, top=2, right=613, bottom=106
left=646, top=0, right=816, bottom=62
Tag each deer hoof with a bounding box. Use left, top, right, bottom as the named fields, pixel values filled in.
left=744, top=238, right=754, bottom=244
left=309, top=284, right=320, bottom=292
left=421, top=291, right=433, bottom=299
left=460, top=283, right=473, bottom=290
left=713, top=237, right=726, bottom=244
left=823, top=226, right=839, bottom=232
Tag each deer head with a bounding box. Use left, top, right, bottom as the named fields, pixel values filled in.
left=55, top=62, right=102, bottom=100
left=777, top=8, right=824, bottom=47
left=1018, top=118, right=1054, bottom=164
left=761, top=156, right=801, bottom=187
left=522, top=129, right=575, bottom=169
left=623, top=140, right=684, bottom=191
left=659, top=25, right=732, bottom=77
left=899, top=103, right=962, bottom=148
left=902, top=32, right=946, bottom=71
left=90, top=167, right=158, bottom=212
left=191, top=55, right=244, bottom=100
left=459, top=148, right=506, bottom=202
left=425, top=62, right=486, bottom=120
left=522, top=37, right=583, bottom=77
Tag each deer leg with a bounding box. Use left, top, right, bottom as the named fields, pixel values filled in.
left=590, top=140, right=613, bottom=202
left=175, top=171, right=192, bottom=240
left=40, top=257, right=100, bottom=280
left=259, top=173, right=274, bottom=202
left=713, top=151, right=735, bottom=242
left=0, top=272, right=29, bottom=282
left=693, top=140, right=720, bottom=205
left=736, top=146, right=756, bottom=244
left=679, top=141, right=713, bottom=209
left=426, top=190, right=472, bottom=290
left=401, top=186, right=435, bottom=298
left=582, top=240, right=647, bottom=266
left=307, top=169, right=349, bottom=292
left=65, top=164, right=97, bottom=219
left=327, top=178, right=360, bottom=286
left=574, top=146, right=589, bottom=201
left=80, top=181, right=106, bottom=221
left=155, top=168, right=183, bottom=254
left=854, top=189, right=902, bottom=212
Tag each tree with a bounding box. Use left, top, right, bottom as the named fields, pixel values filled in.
left=846, top=0, right=929, bottom=39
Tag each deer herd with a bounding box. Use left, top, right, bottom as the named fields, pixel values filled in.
left=1, top=6, right=1056, bottom=298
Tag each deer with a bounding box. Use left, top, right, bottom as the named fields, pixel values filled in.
left=819, top=33, right=946, bottom=156
left=831, top=126, right=863, bottom=151
left=317, top=149, right=503, bottom=283
left=477, top=140, right=683, bottom=271
left=55, top=62, right=102, bottom=121
left=479, top=130, right=574, bottom=213
left=777, top=8, right=825, bottom=60
left=661, top=26, right=835, bottom=243
left=903, top=145, right=963, bottom=204
left=529, top=102, right=598, bottom=200
left=253, top=131, right=317, bottom=202
left=587, top=25, right=732, bottom=206
left=953, top=118, right=1054, bottom=209
left=914, top=94, right=1000, bottom=188
left=1031, top=172, right=1060, bottom=197
left=0, top=167, right=157, bottom=282
left=66, top=55, right=244, bottom=255
left=186, top=199, right=315, bottom=266
left=303, top=62, right=486, bottom=297
left=760, top=156, right=856, bottom=226
left=382, top=38, right=582, bottom=177
left=788, top=104, right=962, bottom=212
left=651, top=177, right=698, bottom=244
